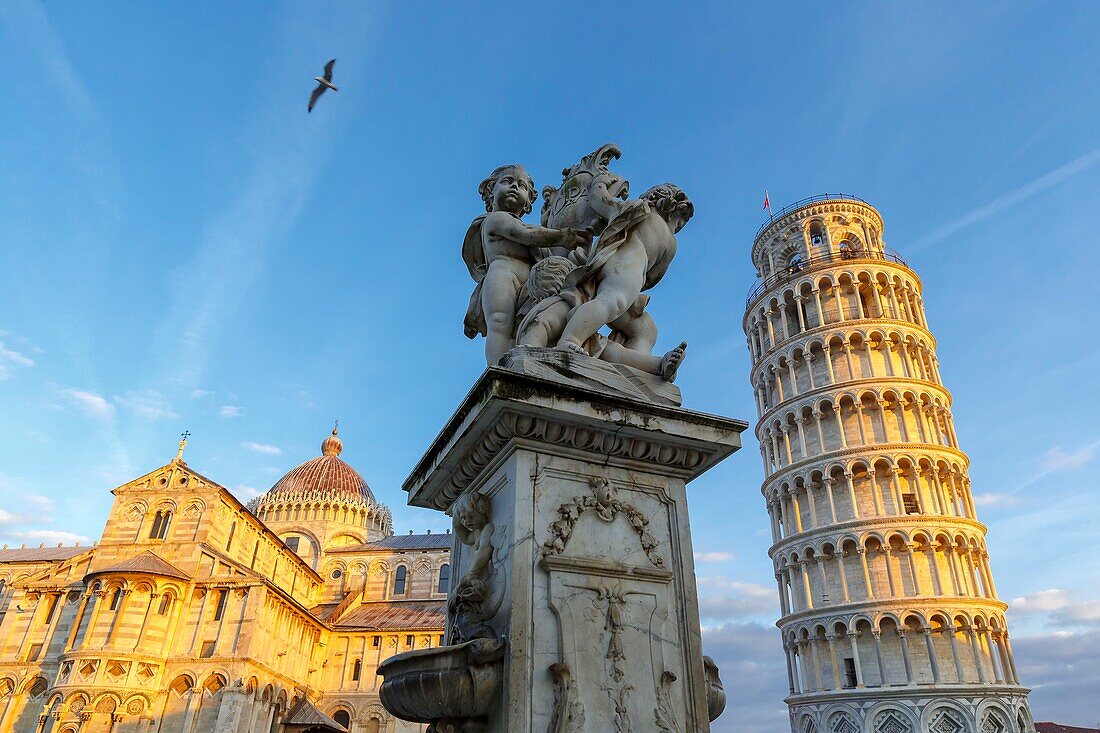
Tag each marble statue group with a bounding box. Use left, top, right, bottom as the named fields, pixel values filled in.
left=462, top=144, right=691, bottom=383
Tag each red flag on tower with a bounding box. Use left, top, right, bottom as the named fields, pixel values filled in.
left=763, top=190, right=772, bottom=216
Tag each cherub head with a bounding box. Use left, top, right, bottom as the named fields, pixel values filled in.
left=641, top=183, right=694, bottom=234
left=527, top=255, right=577, bottom=302
left=478, top=164, right=537, bottom=217
left=452, top=490, right=491, bottom=544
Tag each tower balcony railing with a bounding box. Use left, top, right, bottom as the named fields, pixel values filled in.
left=754, top=193, right=874, bottom=240
left=745, top=248, right=908, bottom=308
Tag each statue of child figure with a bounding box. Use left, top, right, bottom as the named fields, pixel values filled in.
left=462, top=164, right=590, bottom=366
left=517, top=256, right=686, bottom=381
left=554, top=178, right=694, bottom=356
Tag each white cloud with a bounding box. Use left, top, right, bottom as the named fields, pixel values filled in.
left=0, top=341, right=35, bottom=379
left=243, top=441, right=282, bottom=456
left=219, top=405, right=243, bottom=418
left=0, top=508, right=28, bottom=525
left=1011, top=589, right=1100, bottom=627
left=189, top=389, right=214, bottom=399
left=5, top=529, right=90, bottom=545
left=915, top=147, right=1100, bottom=250
left=698, top=577, right=776, bottom=621
left=1013, top=629, right=1100, bottom=725
left=701, top=622, right=790, bottom=733
left=1011, top=588, right=1073, bottom=613
left=695, top=551, right=736, bottom=563
left=1009, top=438, right=1100, bottom=494
left=972, top=492, right=1017, bottom=508
left=1041, top=445, right=1095, bottom=472
left=115, top=389, right=178, bottom=421
left=57, top=387, right=114, bottom=419
left=232, top=485, right=263, bottom=501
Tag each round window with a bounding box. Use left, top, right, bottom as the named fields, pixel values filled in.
left=330, top=569, right=343, bottom=580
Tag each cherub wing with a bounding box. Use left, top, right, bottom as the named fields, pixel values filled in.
left=461, top=215, right=488, bottom=282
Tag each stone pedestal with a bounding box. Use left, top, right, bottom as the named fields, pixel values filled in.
left=386, top=366, right=745, bottom=732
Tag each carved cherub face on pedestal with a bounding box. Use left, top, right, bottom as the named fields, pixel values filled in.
left=452, top=490, right=490, bottom=545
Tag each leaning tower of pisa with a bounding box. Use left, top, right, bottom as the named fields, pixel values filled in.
left=743, top=195, right=1034, bottom=733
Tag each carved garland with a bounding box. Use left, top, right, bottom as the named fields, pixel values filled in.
left=540, top=478, right=664, bottom=569
left=432, top=411, right=711, bottom=509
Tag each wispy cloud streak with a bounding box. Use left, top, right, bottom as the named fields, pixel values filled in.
left=1010, top=438, right=1100, bottom=494
left=914, top=148, right=1100, bottom=250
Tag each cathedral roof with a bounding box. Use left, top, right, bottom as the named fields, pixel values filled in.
left=0, top=546, right=88, bottom=563
left=334, top=601, right=445, bottom=630
left=88, top=551, right=190, bottom=580
left=264, top=428, right=376, bottom=503
left=327, top=532, right=452, bottom=553
left=282, top=698, right=348, bottom=732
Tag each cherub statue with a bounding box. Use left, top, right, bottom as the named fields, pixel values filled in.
left=554, top=179, right=694, bottom=356
left=516, top=256, right=686, bottom=381
left=462, top=164, right=590, bottom=366
left=448, top=491, right=506, bottom=642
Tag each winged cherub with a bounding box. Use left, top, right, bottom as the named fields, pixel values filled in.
left=554, top=179, right=694, bottom=356
left=462, top=164, right=590, bottom=366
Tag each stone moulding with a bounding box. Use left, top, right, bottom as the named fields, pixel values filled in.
left=404, top=368, right=747, bottom=511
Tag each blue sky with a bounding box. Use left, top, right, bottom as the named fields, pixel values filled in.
left=1, top=2, right=1098, bottom=729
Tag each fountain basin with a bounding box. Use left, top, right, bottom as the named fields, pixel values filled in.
left=377, top=637, right=505, bottom=724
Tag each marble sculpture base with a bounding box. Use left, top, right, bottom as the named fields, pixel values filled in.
left=384, top=363, right=746, bottom=732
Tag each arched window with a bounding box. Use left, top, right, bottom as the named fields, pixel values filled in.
left=809, top=221, right=825, bottom=248
left=109, top=588, right=122, bottom=610
left=333, top=710, right=352, bottom=728
left=351, top=659, right=361, bottom=682
left=0, top=579, right=6, bottom=597
left=149, top=510, right=173, bottom=540
left=437, top=564, right=450, bottom=593
left=393, top=566, right=407, bottom=595
left=157, top=594, right=172, bottom=615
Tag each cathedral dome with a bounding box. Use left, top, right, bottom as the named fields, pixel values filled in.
left=266, top=428, right=375, bottom=503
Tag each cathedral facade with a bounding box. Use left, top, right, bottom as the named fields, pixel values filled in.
left=743, top=196, right=1035, bottom=733
left=0, top=429, right=447, bottom=733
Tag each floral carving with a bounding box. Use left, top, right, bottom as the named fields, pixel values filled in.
left=654, top=670, right=682, bottom=733
left=547, top=662, right=585, bottom=733
left=540, top=478, right=664, bottom=568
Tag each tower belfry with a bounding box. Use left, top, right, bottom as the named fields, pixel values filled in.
left=743, top=195, right=1034, bottom=733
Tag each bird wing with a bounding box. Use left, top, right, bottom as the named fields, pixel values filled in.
left=308, top=83, right=326, bottom=112
left=323, top=58, right=336, bottom=81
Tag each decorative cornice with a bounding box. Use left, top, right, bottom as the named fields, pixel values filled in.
left=404, top=368, right=746, bottom=511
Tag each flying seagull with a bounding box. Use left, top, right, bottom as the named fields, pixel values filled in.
left=308, top=59, right=337, bottom=113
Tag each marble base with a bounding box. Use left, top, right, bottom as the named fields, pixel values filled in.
left=394, top=367, right=747, bottom=732
left=500, top=345, right=683, bottom=407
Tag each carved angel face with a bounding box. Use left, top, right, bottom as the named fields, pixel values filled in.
left=490, top=166, right=534, bottom=215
